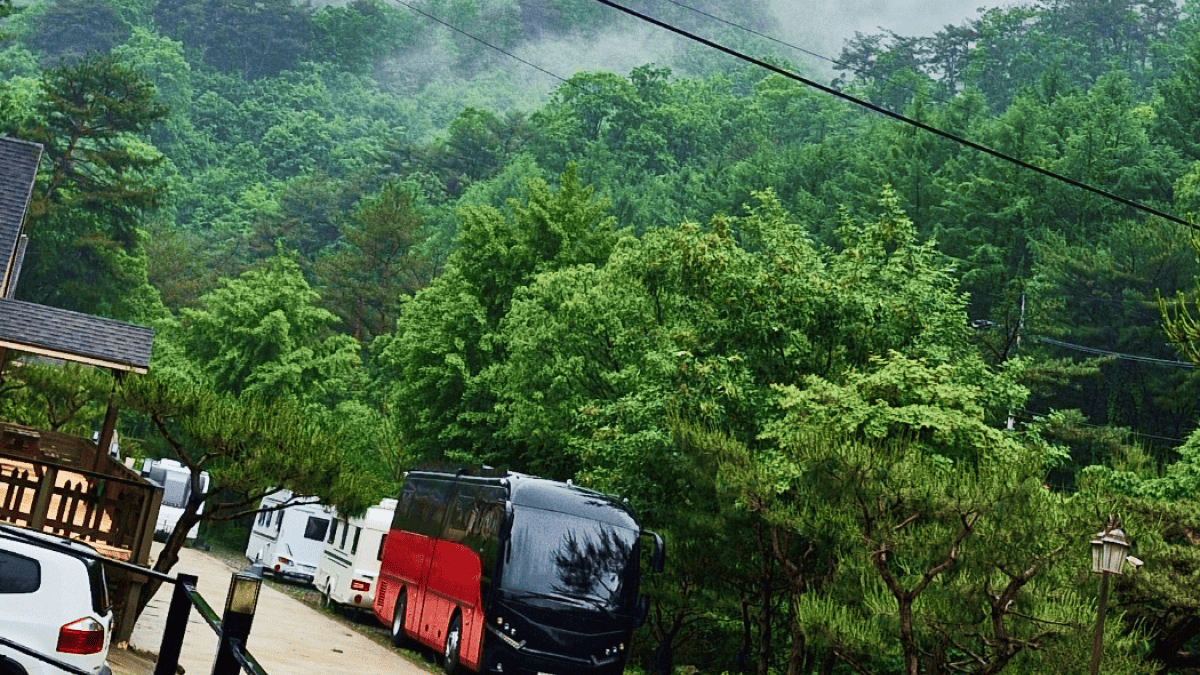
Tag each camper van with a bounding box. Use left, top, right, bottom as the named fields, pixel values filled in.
left=315, top=498, right=396, bottom=613
left=140, top=458, right=211, bottom=541
left=245, top=489, right=332, bottom=584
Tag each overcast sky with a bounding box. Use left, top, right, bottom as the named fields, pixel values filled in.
left=766, top=0, right=991, bottom=78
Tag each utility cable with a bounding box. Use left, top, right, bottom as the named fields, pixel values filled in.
left=594, top=0, right=1200, bottom=233
left=389, top=0, right=568, bottom=84
left=656, top=0, right=842, bottom=70
left=1031, top=335, right=1195, bottom=368
left=655, top=0, right=1002, bottom=125
left=1014, top=409, right=1186, bottom=444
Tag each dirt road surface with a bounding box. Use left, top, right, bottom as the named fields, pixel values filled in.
left=126, top=545, right=430, bottom=675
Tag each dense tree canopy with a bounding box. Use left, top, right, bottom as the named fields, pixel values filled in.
left=8, top=0, right=1200, bottom=671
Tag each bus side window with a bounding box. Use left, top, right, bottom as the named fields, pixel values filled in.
left=340, top=520, right=350, bottom=549
left=392, top=480, right=418, bottom=532
left=377, top=534, right=387, bottom=561
left=275, top=511, right=284, bottom=531
left=424, top=483, right=450, bottom=537
left=352, top=527, right=361, bottom=555
left=477, top=504, right=503, bottom=591
left=327, top=519, right=338, bottom=545
left=443, top=492, right=473, bottom=543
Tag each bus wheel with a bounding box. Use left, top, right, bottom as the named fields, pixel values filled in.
left=443, top=614, right=462, bottom=675
left=390, top=590, right=409, bottom=648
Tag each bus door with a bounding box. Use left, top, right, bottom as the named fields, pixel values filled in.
left=387, top=477, right=453, bottom=643
left=422, top=483, right=477, bottom=647
left=425, top=483, right=505, bottom=671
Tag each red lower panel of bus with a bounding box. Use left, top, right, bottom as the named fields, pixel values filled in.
left=377, top=532, right=485, bottom=672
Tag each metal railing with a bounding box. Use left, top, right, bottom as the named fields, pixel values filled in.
left=158, top=570, right=268, bottom=675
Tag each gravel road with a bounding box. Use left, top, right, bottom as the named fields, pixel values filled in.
left=126, top=544, right=432, bottom=675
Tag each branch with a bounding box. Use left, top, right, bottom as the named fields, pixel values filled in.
left=217, top=492, right=322, bottom=521
left=894, top=512, right=920, bottom=531
left=910, top=511, right=978, bottom=599
left=833, top=647, right=875, bottom=675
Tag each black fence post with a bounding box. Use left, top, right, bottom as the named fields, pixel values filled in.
left=154, top=574, right=197, bottom=675
left=212, top=568, right=263, bottom=675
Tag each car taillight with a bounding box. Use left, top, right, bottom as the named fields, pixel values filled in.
left=58, top=617, right=105, bottom=655
left=351, top=580, right=370, bottom=592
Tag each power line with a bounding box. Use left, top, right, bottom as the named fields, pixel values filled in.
left=388, top=0, right=568, bottom=84
left=1013, top=408, right=1186, bottom=444
left=1032, top=335, right=1195, bottom=368
left=594, top=0, right=1200, bottom=233
left=656, top=0, right=841, bottom=70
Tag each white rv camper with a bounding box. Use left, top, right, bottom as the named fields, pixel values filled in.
left=245, top=489, right=332, bottom=584
left=140, top=458, right=211, bottom=541
left=315, top=498, right=396, bottom=614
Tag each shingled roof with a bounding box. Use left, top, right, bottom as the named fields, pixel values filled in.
left=0, top=137, right=40, bottom=298
left=0, top=299, right=152, bottom=372
left=0, top=137, right=153, bottom=373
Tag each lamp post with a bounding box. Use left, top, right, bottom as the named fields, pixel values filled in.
left=213, top=568, right=263, bottom=675
left=1089, top=516, right=1131, bottom=675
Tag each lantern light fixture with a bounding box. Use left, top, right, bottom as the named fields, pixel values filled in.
left=1090, top=517, right=1131, bottom=575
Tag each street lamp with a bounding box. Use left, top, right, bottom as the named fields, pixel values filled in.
left=1089, top=516, right=1131, bottom=675
left=213, top=568, right=263, bottom=675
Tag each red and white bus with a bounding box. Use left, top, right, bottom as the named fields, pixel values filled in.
left=374, top=467, right=664, bottom=675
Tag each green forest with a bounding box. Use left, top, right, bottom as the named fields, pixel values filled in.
left=6, top=0, right=1200, bottom=672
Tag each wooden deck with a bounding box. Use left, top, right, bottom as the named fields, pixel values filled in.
left=0, top=421, right=161, bottom=641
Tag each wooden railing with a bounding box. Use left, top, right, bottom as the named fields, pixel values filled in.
left=0, top=421, right=162, bottom=643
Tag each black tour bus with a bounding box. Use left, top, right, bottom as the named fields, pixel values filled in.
left=373, top=466, right=665, bottom=675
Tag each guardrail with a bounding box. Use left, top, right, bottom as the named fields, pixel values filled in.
left=157, top=569, right=267, bottom=675
left=0, top=526, right=268, bottom=675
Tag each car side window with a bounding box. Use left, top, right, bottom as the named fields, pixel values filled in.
left=83, top=557, right=110, bottom=615
left=0, top=550, right=40, bottom=594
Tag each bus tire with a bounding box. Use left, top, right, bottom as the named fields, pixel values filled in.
left=443, top=613, right=462, bottom=675
left=390, top=590, right=409, bottom=648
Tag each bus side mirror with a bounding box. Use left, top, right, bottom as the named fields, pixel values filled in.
left=648, top=531, right=665, bottom=573
left=634, top=594, right=649, bottom=627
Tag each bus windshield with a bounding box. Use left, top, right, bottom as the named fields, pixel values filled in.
left=502, top=506, right=639, bottom=611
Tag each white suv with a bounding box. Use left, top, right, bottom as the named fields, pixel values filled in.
left=0, top=524, right=113, bottom=675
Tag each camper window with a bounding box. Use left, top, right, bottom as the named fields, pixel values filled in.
left=340, top=522, right=349, bottom=549
left=377, top=534, right=386, bottom=561
left=351, top=527, right=361, bottom=555
left=327, top=519, right=338, bottom=545
left=304, top=516, right=329, bottom=541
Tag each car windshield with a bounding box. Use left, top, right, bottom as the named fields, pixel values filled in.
left=501, top=506, right=638, bottom=611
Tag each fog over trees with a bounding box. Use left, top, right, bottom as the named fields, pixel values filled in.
left=5, top=0, right=1200, bottom=672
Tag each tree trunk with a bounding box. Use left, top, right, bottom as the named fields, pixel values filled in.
left=757, top=553, right=773, bottom=675
left=787, top=594, right=805, bottom=675
left=738, top=593, right=752, bottom=673
left=134, top=499, right=203, bottom=619
left=818, top=650, right=836, bottom=675
left=898, top=595, right=919, bottom=675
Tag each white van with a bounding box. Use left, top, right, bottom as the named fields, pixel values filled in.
left=315, top=498, right=396, bottom=613
left=245, top=489, right=331, bottom=584
left=140, top=458, right=211, bottom=541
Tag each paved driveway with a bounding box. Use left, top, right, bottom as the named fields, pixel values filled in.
left=128, top=545, right=429, bottom=675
